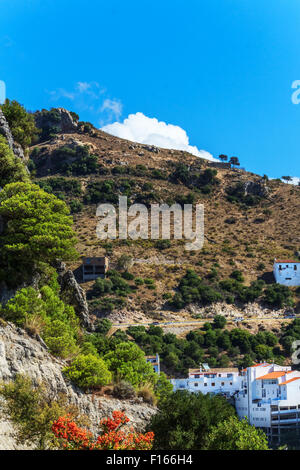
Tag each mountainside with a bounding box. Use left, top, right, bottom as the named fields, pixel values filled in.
left=0, top=103, right=299, bottom=450
left=28, top=112, right=300, bottom=322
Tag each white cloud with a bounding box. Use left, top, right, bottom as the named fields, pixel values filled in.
left=47, top=82, right=120, bottom=124
left=48, top=88, right=75, bottom=100
left=76, top=81, right=91, bottom=93
left=101, top=112, right=215, bottom=160
left=48, top=81, right=105, bottom=102
left=100, top=99, right=123, bottom=121
left=282, top=177, right=300, bottom=185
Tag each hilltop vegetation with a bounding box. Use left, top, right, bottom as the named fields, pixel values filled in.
left=14, top=103, right=299, bottom=322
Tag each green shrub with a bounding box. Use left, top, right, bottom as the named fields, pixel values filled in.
left=51, top=145, right=98, bottom=176
left=263, top=283, right=294, bottom=308
left=0, top=374, right=83, bottom=450
left=172, top=269, right=222, bottom=308
left=69, top=199, right=83, bottom=213
left=0, top=135, right=30, bottom=186
left=155, top=240, right=171, bottom=250
left=93, top=278, right=113, bottom=295
left=104, top=342, right=156, bottom=388
left=1, top=99, right=39, bottom=148
left=1, top=284, right=80, bottom=358
left=203, top=416, right=269, bottom=450
left=147, top=390, right=235, bottom=450
left=95, top=318, right=112, bottom=335
left=113, top=381, right=136, bottom=399
left=64, top=354, right=112, bottom=389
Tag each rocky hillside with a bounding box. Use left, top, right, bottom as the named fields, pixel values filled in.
left=0, top=321, right=156, bottom=449
left=27, top=109, right=300, bottom=322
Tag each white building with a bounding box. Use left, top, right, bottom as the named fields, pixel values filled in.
left=273, top=259, right=300, bottom=286
left=171, top=362, right=300, bottom=442
left=235, top=363, right=300, bottom=441
left=170, top=365, right=242, bottom=398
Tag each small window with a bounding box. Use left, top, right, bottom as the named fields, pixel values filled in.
left=221, top=382, right=225, bottom=386
left=279, top=265, right=282, bottom=270
left=84, top=265, right=93, bottom=273
left=212, top=383, right=215, bottom=387
left=294, top=265, right=297, bottom=271
left=194, top=383, right=198, bottom=387
left=204, top=383, right=207, bottom=387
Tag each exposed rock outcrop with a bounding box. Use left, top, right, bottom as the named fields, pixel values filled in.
left=59, top=268, right=93, bottom=330
left=243, top=180, right=269, bottom=198
left=34, top=108, right=78, bottom=136
left=0, top=322, right=156, bottom=449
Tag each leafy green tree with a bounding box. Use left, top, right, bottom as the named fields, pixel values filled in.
left=104, top=342, right=156, bottom=388
left=213, top=315, right=227, bottom=329
left=172, top=269, right=222, bottom=308
left=163, top=352, right=180, bottom=370
left=1, top=99, right=39, bottom=149
left=43, top=319, right=79, bottom=358
left=95, top=318, right=112, bottom=335
left=254, top=344, right=273, bottom=361
left=116, top=254, right=133, bottom=272
left=1, top=285, right=80, bottom=358
left=203, top=416, right=269, bottom=450
left=1, top=286, right=45, bottom=326
left=153, top=372, right=173, bottom=402
left=0, top=135, right=29, bottom=186
left=229, top=156, right=240, bottom=167
left=230, top=270, right=244, bottom=283
left=93, top=278, right=113, bottom=295
left=64, top=354, right=112, bottom=389
left=0, top=182, right=78, bottom=283
left=148, top=390, right=235, bottom=450
left=263, top=284, right=294, bottom=308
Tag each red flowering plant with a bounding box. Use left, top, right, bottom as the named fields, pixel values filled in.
left=52, top=410, right=154, bottom=450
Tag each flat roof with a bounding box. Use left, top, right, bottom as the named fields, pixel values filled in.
left=275, top=260, right=300, bottom=264
left=82, top=257, right=108, bottom=265
left=189, top=368, right=238, bottom=374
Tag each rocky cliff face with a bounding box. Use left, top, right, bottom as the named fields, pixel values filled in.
left=0, top=322, right=156, bottom=449
left=34, top=108, right=78, bottom=135
left=58, top=264, right=93, bottom=330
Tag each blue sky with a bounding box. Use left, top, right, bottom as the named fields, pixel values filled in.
left=1, top=0, right=300, bottom=179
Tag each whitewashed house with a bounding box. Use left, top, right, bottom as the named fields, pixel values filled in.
left=235, top=363, right=300, bottom=441
left=170, top=365, right=242, bottom=397
left=170, top=362, right=300, bottom=441
left=273, top=259, right=300, bottom=286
